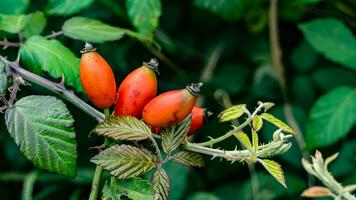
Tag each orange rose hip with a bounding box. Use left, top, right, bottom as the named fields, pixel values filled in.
left=188, top=106, right=212, bottom=136
left=115, top=59, right=159, bottom=117
left=79, top=43, right=117, bottom=109
left=142, top=83, right=203, bottom=127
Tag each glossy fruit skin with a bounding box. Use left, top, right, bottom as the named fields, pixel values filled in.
left=115, top=65, right=157, bottom=117
left=151, top=126, right=161, bottom=134
left=80, top=50, right=117, bottom=109
left=188, top=107, right=206, bottom=136
left=143, top=89, right=196, bottom=127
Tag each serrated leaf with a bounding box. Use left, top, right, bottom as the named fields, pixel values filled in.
left=161, top=116, right=192, bottom=154
left=0, top=61, right=7, bottom=96
left=23, top=11, right=47, bottom=38
left=301, top=186, right=332, bottom=197
left=193, top=0, right=248, bottom=21
left=45, top=0, right=94, bottom=16
left=92, top=116, right=151, bottom=141
left=126, top=0, right=161, bottom=37
left=63, top=17, right=125, bottom=43
left=0, top=13, right=31, bottom=33
left=252, top=115, right=263, bottom=131
left=252, top=129, right=258, bottom=152
left=0, top=0, right=29, bottom=14
left=259, top=159, right=286, bottom=188
left=306, top=87, right=356, bottom=149
left=218, top=104, right=246, bottom=122
left=20, top=36, right=83, bottom=93
left=152, top=169, right=170, bottom=200
left=5, top=95, right=77, bottom=177
left=102, top=177, right=154, bottom=200
left=260, top=113, right=294, bottom=134
left=299, top=18, right=356, bottom=70
left=233, top=131, right=253, bottom=151
left=91, top=144, right=156, bottom=179
left=172, top=151, right=204, bottom=168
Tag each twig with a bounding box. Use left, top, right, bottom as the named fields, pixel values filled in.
left=149, top=136, right=163, bottom=166
left=248, top=164, right=259, bottom=200
left=0, top=38, right=20, bottom=49
left=45, top=31, right=64, bottom=39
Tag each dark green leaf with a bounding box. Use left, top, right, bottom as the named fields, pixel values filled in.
left=162, top=162, right=189, bottom=200
left=312, top=67, right=356, bottom=92
left=0, top=0, right=29, bottom=14
left=92, top=115, right=151, bottom=141
left=102, top=177, right=154, bottom=200
left=306, top=87, right=356, bottom=149
left=20, top=36, right=83, bottom=93
left=291, top=75, right=315, bottom=108
left=23, top=11, right=47, bottom=38
left=45, top=0, right=94, bottom=16
left=295, top=0, right=321, bottom=5
left=218, top=104, right=246, bottom=122
left=126, top=0, right=161, bottom=36
left=193, top=0, right=248, bottom=21
left=5, top=95, right=77, bottom=177
left=0, top=60, right=7, bottom=96
left=0, top=13, right=31, bottom=33
left=152, top=168, right=170, bottom=200
left=187, top=192, right=220, bottom=200
left=91, top=144, right=156, bottom=179
left=299, top=18, right=356, bottom=70
left=173, top=151, right=204, bottom=168
left=291, top=41, right=318, bottom=72
left=161, top=116, right=191, bottom=154
left=330, top=139, right=356, bottom=178
left=62, top=17, right=125, bottom=43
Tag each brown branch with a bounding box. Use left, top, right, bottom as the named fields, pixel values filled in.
left=45, top=31, right=64, bottom=39
left=0, top=39, right=20, bottom=49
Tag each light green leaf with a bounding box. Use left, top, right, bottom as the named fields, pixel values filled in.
left=5, top=95, right=77, bottom=177
left=193, top=0, right=248, bottom=21
left=0, top=60, right=7, bottom=96
left=91, top=144, right=156, bottom=179
left=299, top=18, right=356, bottom=70
left=218, top=104, right=246, bottom=122
left=92, top=116, right=151, bottom=141
left=62, top=17, right=125, bottom=43
left=233, top=131, right=253, bottom=151
left=252, top=115, right=263, bottom=131
left=126, top=0, right=161, bottom=36
left=23, top=11, right=47, bottom=38
left=0, top=0, right=29, bottom=14
left=306, top=87, right=356, bottom=149
left=152, top=168, right=170, bottom=200
left=252, top=129, right=258, bottom=152
left=260, top=113, right=294, bottom=134
left=45, top=0, right=94, bottom=16
left=102, top=177, right=154, bottom=200
left=20, top=36, right=83, bottom=93
left=0, top=13, right=31, bottom=33
left=173, top=151, right=204, bottom=168
left=161, top=116, right=192, bottom=154
left=258, top=159, right=286, bottom=188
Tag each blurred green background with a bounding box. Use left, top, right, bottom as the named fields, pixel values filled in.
left=0, top=0, right=355, bottom=199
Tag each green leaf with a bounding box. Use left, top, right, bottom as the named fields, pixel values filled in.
left=0, top=60, right=7, bottom=96
left=126, top=0, right=161, bottom=36
left=291, top=41, right=318, bottom=72
left=23, top=11, right=47, bottom=38
left=45, top=0, right=94, bottom=16
left=62, top=17, right=125, bottom=43
left=152, top=168, right=170, bottom=200
left=299, top=18, right=356, bottom=70
left=218, top=104, right=246, bottom=122
left=294, top=0, right=321, bottom=5
left=187, top=192, right=220, bottom=200
left=306, top=87, right=356, bottom=149
left=252, top=129, right=258, bottom=152
left=312, top=67, right=356, bottom=92
left=161, top=116, right=192, bottom=154
left=193, top=0, right=248, bottom=21
left=102, top=177, right=154, bottom=200
left=0, top=0, right=29, bottom=14
left=162, top=162, right=189, bottom=200
left=4, top=95, right=77, bottom=177
left=92, top=116, right=151, bottom=141
left=172, top=151, right=204, bottom=168
left=260, top=113, right=294, bottom=134
left=91, top=144, right=156, bottom=179
left=252, top=115, right=263, bottom=131
left=258, top=159, right=286, bottom=188
left=0, top=13, right=31, bottom=33
left=20, top=36, right=83, bottom=93
left=330, top=139, right=356, bottom=178
left=233, top=131, right=253, bottom=151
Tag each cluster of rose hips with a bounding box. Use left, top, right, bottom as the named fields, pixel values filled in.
left=79, top=43, right=210, bottom=135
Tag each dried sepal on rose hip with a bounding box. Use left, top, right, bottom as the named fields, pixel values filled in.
left=115, top=58, right=159, bottom=118
left=79, top=42, right=117, bottom=109
left=188, top=106, right=212, bottom=136
left=143, top=82, right=203, bottom=127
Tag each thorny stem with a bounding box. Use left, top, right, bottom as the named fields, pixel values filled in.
left=0, top=39, right=20, bottom=48
left=188, top=102, right=266, bottom=147
left=45, top=30, right=64, bottom=39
